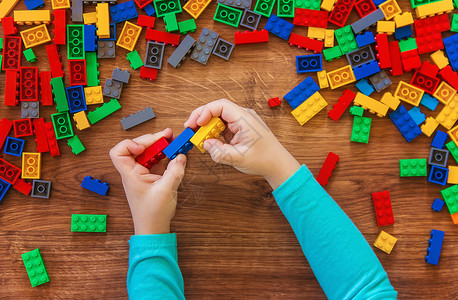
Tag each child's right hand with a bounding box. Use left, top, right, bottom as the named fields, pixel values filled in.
left=184, top=99, right=301, bottom=189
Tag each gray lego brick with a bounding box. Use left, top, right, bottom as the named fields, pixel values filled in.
left=83, top=0, right=117, bottom=3
left=21, top=101, right=40, bottom=119
left=144, top=41, right=165, bottom=69
left=72, top=0, right=83, bottom=22
left=191, top=28, right=219, bottom=65
left=369, top=70, right=392, bottom=92
left=346, top=45, right=375, bottom=69
left=429, top=147, right=449, bottom=167
left=103, top=78, right=123, bottom=99
left=212, top=38, right=234, bottom=60
left=97, top=40, right=116, bottom=58
left=240, top=9, right=261, bottom=30
left=111, top=68, right=130, bottom=84
left=351, top=9, right=384, bottom=34
left=168, top=35, right=196, bottom=68
left=217, top=0, right=252, bottom=10
left=120, top=107, right=156, bottom=130
left=31, top=180, right=51, bottom=199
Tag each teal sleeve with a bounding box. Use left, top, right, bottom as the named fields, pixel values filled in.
left=128, top=233, right=185, bottom=300
left=273, top=165, right=398, bottom=300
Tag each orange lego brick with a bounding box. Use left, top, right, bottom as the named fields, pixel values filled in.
left=183, top=0, right=212, bottom=19
left=291, top=92, right=328, bottom=125
left=380, top=92, right=400, bottom=110
left=22, top=152, right=41, bottom=179
left=451, top=212, right=458, bottom=225
left=51, top=0, right=70, bottom=9
left=317, top=70, right=329, bottom=89
left=433, top=81, right=456, bottom=105
left=117, top=21, right=142, bottom=52
left=84, top=86, right=104, bottom=105
left=421, top=117, right=439, bottom=136
left=415, top=0, right=453, bottom=19
left=379, top=0, right=401, bottom=20
left=436, top=94, right=458, bottom=129
left=96, top=3, right=110, bottom=38
left=394, top=81, right=424, bottom=106
left=353, top=92, right=389, bottom=117
left=430, top=50, right=449, bottom=69
left=20, top=24, right=51, bottom=48
left=73, top=111, right=91, bottom=130
left=190, top=117, right=226, bottom=153
left=374, top=231, right=397, bottom=254
left=14, top=10, right=51, bottom=25
left=327, top=65, right=356, bottom=89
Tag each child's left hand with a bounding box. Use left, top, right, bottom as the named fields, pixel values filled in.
left=110, top=129, right=187, bottom=235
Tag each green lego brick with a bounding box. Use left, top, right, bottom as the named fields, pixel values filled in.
left=350, top=106, right=364, bottom=116
left=67, top=135, right=85, bottom=155
left=350, top=116, right=371, bottom=143
left=323, top=46, right=342, bottom=61
left=85, top=52, right=100, bottom=87
left=446, top=141, right=458, bottom=163
left=178, top=19, right=196, bottom=34
left=451, top=14, right=458, bottom=32
left=399, top=159, right=427, bottom=177
left=335, top=25, right=357, bottom=54
left=410, top=0, right=440, bottom=8
left=295, top=0, right=320, bottom=9
left=126, top=50, right=143, bottom=70
left=213, top=4, right=243, bottom=27
left=67, top=25, right=85, bottom=60
left=23, top=48, right=37, bottom=63
left=51, top=112, right=74, bottom=140
left=441, top=185, right=458, bottom=214
left=454, top=0, right=458, bottom=8
left=153, top=0, right=182, bottom=17
left=254, top=0, right=275, bottom=17
left=277, top=0, right=295, bottom=18
left=50, top=77, right=69, bottom=112
left=87, top=98, right=121, bottom=124
left=0, top=38, right=3, bottom=51
left=22, top=249, right=50, bottom=287
left=71, top=214, right=107, bottom=232
left=399, top=38, right=417, bottom=52
left=164, top=13, right=179, bottom=32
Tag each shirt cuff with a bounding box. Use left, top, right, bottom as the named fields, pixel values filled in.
left=129, top=233, right=177, bottom=249
left=272, top=165, right=313, bottom=198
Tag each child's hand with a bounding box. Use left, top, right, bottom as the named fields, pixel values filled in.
left=184, top=99, right=300, bottom=189
left=110, top=129, right=187, bottom=235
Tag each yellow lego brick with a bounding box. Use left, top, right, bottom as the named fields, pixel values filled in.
left=394, top=81, right=424, bottom=106
left=448, top=124, right=458, bottom=149
left=380, top=92, right=400, bottom=110
left=0, top=0, right=19, bottom=19
left=374, top=231, right=397, bottom=254
left=307, top=27, right=325, bottom=40
left=51, top=0, right=70, bottom=9
left=84, top=86, right=104, bottom=105
left=376, top=21, right=395, bottom=35
left=183, top=0, right=212, bottom=19
left=14, top=10, right=51, bottom=25
left=436, top=95, right=458, bottom=130
left=324, top=29, right=334, bottom=48
left=83, top=12, right=97, bottom=25
left=379, top=0, right=401, bottom=20
left=415, top=0, right=453, bottom=19
left=431, top=50, right=449, bottom=69
left=20, top=24, right=51, bottom=49
left=22, top=152, right=41, bottom=179
left=433, top=81, right=456, bottom=105
left=327, top=65, right=355, bottom=89
left=394, top=12, right=413, bottom=28
left=451, top=212, right=458, bottom=225
left=421, top=117, right=439, bottom=137
left=96, top=3, right=110, bottom=38
left=353, top=92, right=389, bottom=117
left=291, top=92, right=328, bottom=126
left=190, top=117, right=226, bottom=153
left=317, top=70, right=329, bottom=89
left=320, top=0, right=336, bottom=11
left=73, top=111, right=91, bottom=130
left=447, top=166, right=458, bottom=184
left=117, top=21, right=142, bottom=52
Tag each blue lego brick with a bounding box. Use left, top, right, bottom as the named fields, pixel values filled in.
left=296, top=54, right=322, bottom=73
left=110, top=0, right=138, bottom=23
left=3, top=137, right=25, bottom=157
left=143, top=3, right=156, bottom=16
left=0, top=178, right=11, bottom=202
left=24, top=0, right=44, bottom=9
left=81, top=176, right=109, bottom=196
left=356, top=31, right=375, bottom=48
left=353, top=60, right=381, bottom=80
left=355, top=79, right=374, bottom=96
left=408, top=107, right=425, bottom=125
left=100, top=24, right=116, bottom=41
left=372, top=0, right=386, bottom=6
left=284, top=76, right=320, bottom=109
left=426, top=229, right=444, bottom=265
left=163, top=127, right=195, bottom=160
left=431, top=130, right=448, bottom=149
left=264, top=14, right=293, bottom=40
left=428, top=165, right=449, bottom=185
left=432, top=198, right=445, bottom=212
left=65, top=85, right=87, bottom=114
left=389, top=105, right=422, bottom=142
left=420, top=93, right=439, bottom=111
left=443, top=34, right=458, bottom=71
left=84, top=25, right=97, bottom=52
left=395, top=25, right=412, bottom=41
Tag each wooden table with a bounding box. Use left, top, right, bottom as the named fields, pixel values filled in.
left=1, top=0, right=457, bottom=298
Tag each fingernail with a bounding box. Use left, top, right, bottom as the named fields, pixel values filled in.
left=177, top=154, right=187, bottom=166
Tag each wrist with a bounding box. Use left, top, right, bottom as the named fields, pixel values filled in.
left=134, top=219, right=171, bottom=235
left=263, top=147, right=300, bottom=190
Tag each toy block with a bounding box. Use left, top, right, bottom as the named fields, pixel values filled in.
left=293, top=8, right=328, bottom=28
left=110, top=0, right=138, bottom=22
left=374, top=33, right=391, bottom=69
left=87, top=98, right=121, bottom=124
left=401, top=49, right=421, bottom=72
left=45, top=44, right=64, bottom=78
left=372, top=190, right=394, bottom=226
left=328, top=0, right=355, bottom=27
left=153, top=0, right=181, bottom=17
left=346, top=45, right=375, bottom=69
left=410, top=71, right=439, bottom=96
left=0, top=119, right=13, bottom=150
left=431, top=130, right=448, bottom=149
left=433, top=82, right=456, bottom=106
left=291, top=92, right=328, bottom=125
left=429, top=147, right=449, bottom=167
left=111, top=68, right=130, bottom=84
left=438, top=66, right=458, bottom=91
left=31, top=180, right=51, bottom=199
left=32, top=118, right=49, bottom=153
left=127, top=50, right=144, bottom=69
left=2, top=36, right=21, bottom=71
left=50, top=77, right=69, bottom=112
left=0, top=178, right=11, bottom=202
left=71, top=0, right=83, bottom=22
left=317, top=70, right=329, bottom=89
left=265, top=14, right=293, bottom=40
left=183, top=0, right=211, bottom=19
left=240, top=10, right=261, bottom=30
left=97, top=40, right=116, bottom=58
left=217, top=0, right=252, bottom=9
left=353, top=60, right=381, bottom=80
left=374, top=231, right=397, bottom=254
left=137, top=15, right=156, bottom=28
left=23, top=48, right=36, bottom=63
left=390, top=105, right=422, bottom=142
left=67, top=25, right=85, bottom=60
left=388, top=41, right=403, bottom=76
left=432, top=198, right=445, bottom=211
left=213, top=4, right=242, bottom=27
left=120, top=107, right=156, bottom=130
left=2, top=17, right=17, bottom=35
left=296, top=54, right=322, bottom=73
left=0, top=157, right=21, bottom=184
left=190, top=117, right=226, bottom=153
left=51, top=112, right=73, bottom=140
left=294, top=0, right=320, bottom=9
left=83, top=25, right=97, bottom=51
left=4, top=137, right=25, bottom=156
left=68, top=60, right=87, bottom=86
left=414, top=13, right=450, bottom=36
left=116, top=21, right=142, bottom=52
left=417, top=33, right=443, bottom=55
left=320, top=0, right=336, bottom=10
left=356, top=31, right=375, bottom=48
left=277, top=0, right=294, bottom=17
left=399, top=38, right=417, bottom=53
left=443, top=34, right=458, bottom=71
left=328, top=90, right=356, bottom=121
left=163, top=13, right=178, bottom=32
left=96, top=3, right=110, bottom=38
left=21, top=152, right=41, bottom=179
left=144, top=41, right=165, bottom=69
left=24, top=0, right=44, bottom=9
left=420, top=61, right=439, bottom=77
left=81, top=176, right=109, bottom=196
left=234, top=30, right=269, bottom=44
left=446, top=140, right=458, bottom=163
left=420, top=94, right=439, bottom=111
left=100, top=23, right=116, bottom=41
left=436, top=98, right=458, bottom=130
left=71, top=214, right=107, bottom=232
left=415, top=0, right=453, bottom=19
left=19, top=67, right=39, bottom=101
left=448, top=166, right=458, bottom=185
left=51, top=0, right=70, bottom=9
left=351, top=116, right=371, bottom=143
left=421, top=117, right=439, bottom=137
left=379, top=0, right=400, bottom=19
left=212, top=38, right=234, bottom=60
left=316, top=152, right=339, bottom=186
left=425, top=229, right=445, bottom=265
left=145, top=28, right=180, bottom=46
left=66, top=85, right=87, bottom=113
left=441, top=185, right=458, bottom=214
left=12, top=177, right=31, bottom=195
left=143, top=3, right=156, bottom=15
left=356, top=79, right=374, bottom=96
left=394, top=25, right=412, bottom=40
left=327, top=65, right=355, bottom=89
left=44, top=122, right=60, bottom=157
left=452, top=212, right=458, bottom=225
left=253, top=0, right=275, bottom=17
left=67, top=135, right=85, bottom=155
left=13, top=119, right=33, bottom=137
left=135, top=0, right=153, bottom=9
left=408, top=107, right=425, bottom=125
left=324, top=29, right=334, bottom=47
left=268, top=97, right=281, bottom=108
left=369, top=70, right=392, bottom=93
left=73, top=111, right=91, bottom=131
left=135, top=137, right=169, bottom=168
left=355, top=0, right=376, bottom=17
left=103, top=79, right=123, bottom=99
left=178, top=19, right=196, bottom=34
left=190, top=28, right=219, bottom=65
left=335, top=25, right=357, bottom=54
left=410, top=0, right=441, bottom=8
left=284, top=76, right=319, bottom=109
left=394, top=81, right=424, bottom=106
left=399, top=159, right=427, bottom=177
left=0, top=0, right=19, bottom=19
left=377, top=21, right=395, bottom=35
left=52, top=10, right=66, bottom=45
left=289, top=33, right=323, bottom=52
left=452, top=14, right=458, bottom=33
left=22, top=249, right=49, bottom=287
left=14, top=11, right=50, bottom=25
left=4, top=70, right=19, bottom=106
left=83, top=12, right=97, bottom=24
left=163, top=127, right=195, bottom=160
left=350, top=8, right=384, bottom=34
left=393, top=13, right=413, bottom=28
left=21, top=102, right=39, bottom=119
left=168, top=35, right=196, bottom=68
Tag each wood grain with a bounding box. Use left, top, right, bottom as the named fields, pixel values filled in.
left=1, top=0, right=458, bottom=298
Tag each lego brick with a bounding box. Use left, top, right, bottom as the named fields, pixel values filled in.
left=32, top=118, right=49, bottom=153
left=135, top=137, right=169, bottom=168
left=436, top=96, right=458, bottom=130
left=153, top=0, right=181, bottom=17
left=24, top=0, right=44, bottom=9
left=446, top=140, right=458, bottom=163
left=23, top=48, right=36, bottom=63
left=116, top=21, right=142, bottom=51
left=12, top=177, right=31, bottom=195
left=438, top=66, right=458, bottom=91
left=110, top=0, right=138, bottom=22
left=84, top=25, right=97, bottom=52
left=350, top=106, right=364, bottom=116
left=291, top=91, right=328, bottom=125
left=4, top=137, right=25, bottom=156
left=410, top=71, right=439, bottom=96
left=350, top=8, right=384, bottom=34
left=369, top=70, right=392, bottom=93
left=449, top=166, right=458, bottom=184
left=21, top=102, right=39, bottom=119
left=217, top=0, right=251, bottom=9
left=328, top=0, right=355, bottom=27
left=0, top=119, right=13, bottom=150
left=432, top=198, right=445, bottom=211
left=51, top=0, right=70, bottom=8
left=420, top=61, right=439, bottom=77
left=183, top=0, right=211, bottom=19
left=356, top=31, right=375, bottom=48
left=240, top=10, right=261, bottom=30
left=390, top=105, right=422, bottom=142
left=31, top=180, right=51, bottom=199
left=44, top=122, right=60, bottom=157
left=399, top=159, right=428, bottom=176
left=127, top=50, right=144, bottom=69
left=420, top=94, right=439, bottom=111
left=320, top=0, right=336, bottom=10
left=163, top=127, right=195, bottom=159
left=443, top=34, right=458, bottom=71
left=421, top=117, right=439, bottom=137
left=414, top=13, right=450, bottom=37
left=21, top=152, right=41, bottom=179
left=19, top=67, right=38, bottom=101
left=52, top=10, right=66, bottom=45
left=212, top=38, right=234, bottom=60
left=372, top=190, right=394, bottom=226
left=428, top=165, right=448, bottom=185
left=277, top=0, right=294, bottom=17
left=191, top=28, right=219, bottom=65
left=295, top=0, right=320, bottom=9
left=452, top=14, right=458, bottom=32
left=13, top=119, right=33, bottom=137
left=415, top=0, right=453, bottom=19
left=394, top=12, right=413, bottom=28
left=96, top=3, right=110, bottom=38
left=103, top=79, right=123, bottom=99
left=328, top=89, right=356, bottom=121
left=190, top=117, right=226, bottom=153
left=351, top=115, right=371, bottom=143
left=111, top=68, right=130, bottom=84
left=379, top=0, right=400, bottom=19
left=71, top=214, right=107, bottom=232
left=394, top=81, right=424, bottom=106
left=316, top=152, right=339, bottom=186
left=254, top=0, right=275, bottom=17
left=425, top=229, right=445, bottom=265
left=327, top=65, right=356, bottom=89
left=73, top=111, right=91, bottom=131
left=375, top=33, right=391, bottom=69
left=4, top=70, right=18, bottom=106
left=268, top=97, right=281, bottom=108
left=167, top=35, right=196, bottom=68
left=441, top=184, right=458, bottom=214
left=394, top=25, right=412, bottom=40
left=143, top=3, right=156, bottom=15
left=374, top=231, right=397, bottom=254
left=100, top=23, right=116, bottom=41
left=72, top=0, right=83, bottom=22
left=83, top=12, right=97, bottom=24
left=317, top=70, right=329, bottom=89
left=324, top=29, right=334, bottom=47
left=178, top=19, right=196, bottom=34
left=346, top=45, right=375, bottom=69
left=353, top=60, right=381, bottom=80
left=264, top=14, right=293, bottom=40
left=387, top=41, right=403, bottom=77
left=120, top=107, right=156, bottom=130
left=296, top=54, right=322, bottom=73
left=293, top=8, right=328, bottom=28
left=19, top=24, right=50, bottom=49
left=81, top=176, right=109, bottom=195
left=68, top=60, right=87, bottom=86
left=408, top=107, right=425, bottom=125
left=45, top=44, right=64, bottom=78
left=87, top=98, right=121, bottom=124
left=67, top=25, right=85, bottom=59
left=356, top=79, right=374, bottom=96
left=22, top=249, right=49, bottom=287
left=399, top=38, right=417, bottom=52
left=2, top=16, right=17, bottom=35
left=284, top=76, right=320, bottom=109
left=234, top=30, right=269, bottom=44
left=429, top=147, right=449, bottom=167
left=213, top=3, right=242, bottom=27
left=289, top=33, right=323, bottom=52
left=137, top=15, right=156, bottom=28
left=14, top=10, right=51, bottom=25
left=2, top=36, right=21, bottom=71
left=416, top=33, right=443, bottom=55
left=144, top=41, right=165, bottom=69
left=323, top=45, right=342, bottom=61
left=163, top=13, right=178, bottom=32
left=433, top=82, right=456, bottom=106
left=145, top=28, right=180, bottom=46
left=67, top=135, right=85, bottom=155
left=84, top=51, right=99, bottom=88
left=66, top=85, right=87, bottom=113
left=50, top=77, right=69, bottom=112
left=0, top=158, right=21, bottom=184
left=377, top=21, right=395, bottom=35
left=51, top=112, right=73, bottom=140
left=0, top=178, right=11, bottom=202
left=97, top=40, right=116, bottom=58
left=135, top=0, right=153, bottom=9
left=355, top=0, right=376, bottom=17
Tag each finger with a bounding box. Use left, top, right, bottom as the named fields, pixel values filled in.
left=132, top=128, right=173, bottom=149
left=204, top=139, right=242, bottom=167
left=110, top=139, right=146, bottom=174
left=184, top=99, right=242, bottom=128
left=159, top=154, right=187, bottom=190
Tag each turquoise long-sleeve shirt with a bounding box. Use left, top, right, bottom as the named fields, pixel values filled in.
left=127, top=165, right=397, bottom=299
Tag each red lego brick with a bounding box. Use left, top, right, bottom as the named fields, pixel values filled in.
left=372, top=190, right=394, bottom=227
left=137, top=15, right=156, bottom=28
left=19, top=67, right=39, bottom=101
left=52, top=10, right=67, bottom=45
left=45, top=44, right=64, bottom=78
left=293, top=8, right=328, bottom=28
left=316, top=152, right=340, bottom=186
left=414, top=14, right=450, bottom=37
left=40, top=71, right=53, bottom=106
left=234, top=30, right=269, bottom=44
left=388, top=41, right=403, bottom=76
left=328, top=89, right=356, bottom=122
left=68, top=59, right=87, bottom=86
left=13, top=178, right=32, bottom=195
left=135, top=0, right=154, bottom=9
left=328, top=0, right=356, bottom=27
left=0, top=118, right=13, bottom=150
left=2, top=17, right=18, bottom=36
left=410, top=70, right=439, bottom=95
left=135, top=137, right=170, bottom=169
left=4, top=70, right=19, bottom=106
left=44, top=122, right=60, bottom=157
left=2, top=36, right=21, bottom=71
left=438, top=66, right=458, bottom=91
left=420, top=61, right=439, bottom=77
left=145, top=28, right=180, bottom=46
left=13, top=119, right=33, bottom=137
left=416, top=33, right=443, bottom=55
left=268, top=97, right=281, bottom=108
left=288, top=33, right=323, bottom=53
left=139, top=66, right=158, bottom=81
left=0, top=158, right=21, bottom=184
left=375, top=33, right=391, bottom=69
left=32, top=118, right=50, bottom=153
left=401, top=49, right=421, bottom=72
left=354, top=0, right=376, bottom=18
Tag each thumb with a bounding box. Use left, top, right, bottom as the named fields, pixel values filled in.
left=204, top=139, right=242, bottom=167
left=160, top=154, right=187, bottom=190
